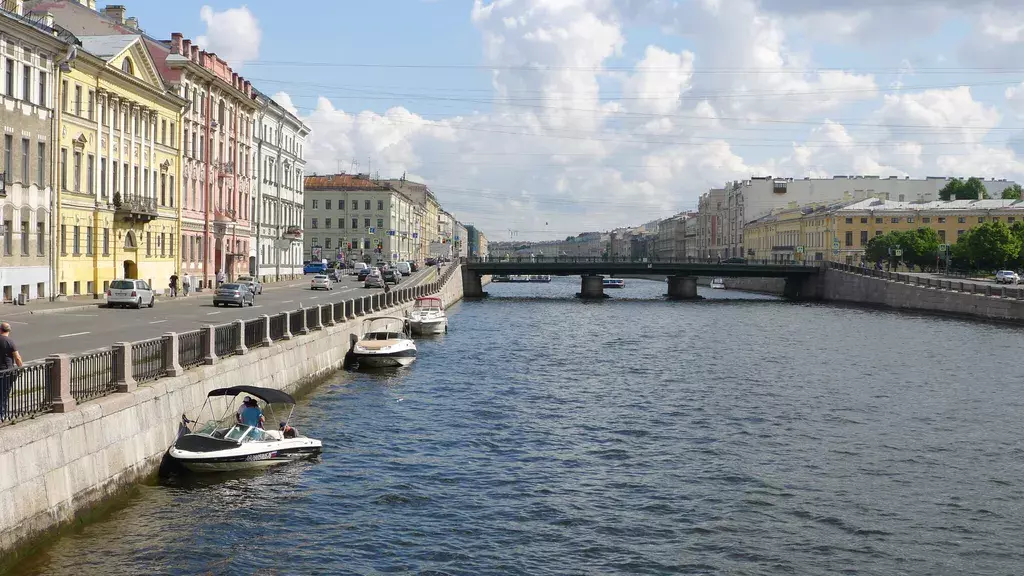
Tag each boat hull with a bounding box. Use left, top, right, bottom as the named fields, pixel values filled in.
left=409, top=318, right=447, bottom=335
left=169, top=441, right=322, bottom=473
left=351, top=349, right=417, bottom=367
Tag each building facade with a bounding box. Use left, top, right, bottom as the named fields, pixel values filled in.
left=253, top=89, right=307, bottom=282
left=454, top=221, right=467, bottom=259
left=303, top=174, right=420, bottom=265
left=464, top=224, right=488, bottom=259
left=54, top=33, right=185, bottom=297
left=0, top=4, right=65, bottom=302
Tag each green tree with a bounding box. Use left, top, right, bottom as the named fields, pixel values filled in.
left=901, top=227, right=941, bottom=269
left=951, top=221, right=1021, bottom=271
left=1002, top=183, right=1023, bottom=200
left=864, top=232, right=899, bottom=264
left=939, top=177, right=987, bottom=200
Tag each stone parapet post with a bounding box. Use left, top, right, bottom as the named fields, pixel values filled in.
left=262, top=314, right=273, bottom=346
left=47, top=354, right=75, bottom=413
left=234, top=319, right=248, bottom=355
left=163, top=332, right=183, bottom=376
left=203, top=324, right=217, bottom=365
left=114, top=342, right=136, bottom=393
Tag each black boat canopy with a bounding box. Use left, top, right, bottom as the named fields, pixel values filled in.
left=206, top=385, right=296, bottom=405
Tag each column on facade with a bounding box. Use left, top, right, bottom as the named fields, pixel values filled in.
left=148, top=111, right=155, bottom=201
left=129, top=103, right=137, bottom=199
left=94, top=90, right=104, bottom=203
left=138, top=107, right=147, bottom=199
left=108, top=95, right=116, bottom=201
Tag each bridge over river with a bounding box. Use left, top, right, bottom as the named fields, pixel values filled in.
left=463, top=257, right=823, bottom=299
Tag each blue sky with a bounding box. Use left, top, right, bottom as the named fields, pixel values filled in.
left=115, top=0, right=1024, bottom=239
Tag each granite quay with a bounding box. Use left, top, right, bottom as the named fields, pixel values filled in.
left=0, top=261, right=464, bottom=564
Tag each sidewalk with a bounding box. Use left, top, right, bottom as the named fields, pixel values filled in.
left=0, top=277, right=308, bottom=318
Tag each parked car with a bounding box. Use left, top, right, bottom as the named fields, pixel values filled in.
left=213, top=283, right=255, bottom=307
left=395, top=261, right=412, bottom=276
left=357, top=267, right=374, bottom=281
left=303, top=261, right=327, bottom=274
left=311, top=275, right=333, bottom=290
left=236, top=275, right=263, bottom=295
left=364, top=270, right=385, bottom=288
left=407, top=260, right=419, bottom=272
left=996, top=270, right=1020, bottom=284
left=382, top=268, right=401, bottom=285
left=106, top=279, right=156, bottom=309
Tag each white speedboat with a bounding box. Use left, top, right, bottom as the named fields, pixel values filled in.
left=603, top=278, right=625, bottom=288
left=529, top=275, right=552, bottom=283
left=407, top=296, right=448, bottom=335
left=710, top=277, right=726, bottom=289
left=168, top=385, right=322, bottom=473
left=349, top=316, right=417, bottom=367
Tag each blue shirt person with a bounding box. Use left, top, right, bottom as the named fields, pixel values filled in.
left=239, top=401, right=265, bottom=428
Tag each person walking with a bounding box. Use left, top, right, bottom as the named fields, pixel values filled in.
left=217, top=270, right=226, bottom=287
left=0, top=322, right=24, bottom=422
left=169, top=273, right=179, bottom=298
left=182, top=272, right=191, bottom=296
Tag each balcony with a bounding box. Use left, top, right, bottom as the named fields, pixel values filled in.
left=215, top=207, right=236, bottom=222
left=216, top=161, right=235, bottom=179
left=282, top=225, right=303, bottom=241
left=113, top=193, right=158, bottom=223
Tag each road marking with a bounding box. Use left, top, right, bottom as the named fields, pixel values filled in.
left=282, top=300, right=294, bottom=304
left=58, top=331, right=90, bottom=338
left=206, top=311, right=222, bottom=316
left=309, top=296, right=320, bottom=300
left=252, top=305, right=263, bottom=309
left=66, top=314, right=98, bottom=317
left=149, top=320, right=168, bottom=324
left=4, top=320, right=28, bottom=325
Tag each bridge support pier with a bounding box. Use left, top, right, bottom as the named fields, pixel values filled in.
left=462, top=268, right=487, bottom=298
left=667, top=276, right=699, bottom=300
left=783, top=274, right=823, bottom=300
left=579, top=274, right=605, bottom=299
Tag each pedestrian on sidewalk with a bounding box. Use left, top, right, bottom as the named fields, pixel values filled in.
left=169, top=273, right=179, bottom=298
left=0, top=322, right=25, bottom=422
left=217, top=270, right=226, bottom=287
left=182, top=272, right=191, bottom=296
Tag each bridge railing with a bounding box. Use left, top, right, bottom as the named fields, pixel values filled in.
left=469, top=255, right=822, bottom=267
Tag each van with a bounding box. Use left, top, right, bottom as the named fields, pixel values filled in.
left=396, top=261, right=412, bottom=276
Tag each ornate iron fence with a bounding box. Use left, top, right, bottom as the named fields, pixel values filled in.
left=245, top=317, right=267, bottom=348
left=290, top=310, right=304, bottom=333
left=269, top=313, right=288, bottom=340
left=131, top=338, right=166, bottom=383
left=69, top=349, right=117, bottom=402
left=0, top=361, right=52, bottom=425
left=178, top=330, right=205, bottom=368
left=214, top=324, right=237, bottom=357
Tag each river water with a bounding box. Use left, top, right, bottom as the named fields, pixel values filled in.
left=8, top=278, right=1024, bottom=575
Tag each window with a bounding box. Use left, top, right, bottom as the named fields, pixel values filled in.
left=845, top=217, right=853, bottom=224
left=875, top=230, right=883, bottom=237
left=20, top=219, right=28, bottom=255
left=364, top=239, right=371, bottom=250
left=20, top=138, right=29, bottom=183
left=87, top=90, right=94, bottom=120
left=2, top=134, right=10, bottom=183
left=5, top=58, right=13, bottom=96
left=85, top=226, right=93, bottom=256
left=957, top=229, right=965, bottom=237
left=311, top=218, right=318, bottom=229
left=36, top=222, right=44, bottom=255
left=875, top=217, right=882, bottom=224
left=351, top=217, right=357, bottom=229
left=74, top=85, right=81, bottom=116
left=60, top=79, right=67, bottom=111
left=364, top=200, right=370, bottom=210
left=938, top=217, right=946, bottom=224
left=339, top=218, right=345, bottom=229
left=891, top=217, right=899, bottom=224
left=100, top=159, right=107, bottom=196
left=922, top=216, right=930, bottom=223
left=325, top=199, right=331, bottom=210
left=377, top=200, right=384, bottom=211
left=161, top=119, right=166, bottom=144
left=112, top=162, right=118, bottom=193
left=169, top=176, right=174, bottom=207
left=312, top=199, right=318, bottom=209
left=377, top=218, right=384, bottom=228
left=859, top=217, right=867, bottom=224
left=22, top=63, right=30, bottom=101
left=2, top=219, right=10, bottom=256
left=36, top=141, right=44, bottom=184
left=103, top=227, right=109, bottom=255
left=86, top=154, right=94, bottom=194
left=325, top=218, right=332, bottom=229
left=123, top=162, right=128, bottom=194
left=122, top=57, right=133, bottom=75
left=73, top=151, right=81, bottom=191
left=38, top=71, right=46, bottom=105
left=60, top=147, right=67, bottom=190
left=146, top=231, right=151, bottom=256
left=161, top=174, right=166, bottom=205
left=1009, top=217, right=1017, bottom=223
left=978, top=217, right=985, bottom=223
left=364, top=218, right=370, bottom=228
left=907, top=216, right=915, bottom=223
left=325, top=238, right=332, bottom=249
left=72, top=225, right=80, bottom=255
left=845, top=231, right=853, bottom=247
left=60, top=224, right=66, bottom=255
left=338, top=200, right=345, bottom=210
left=957, top=217, right=966, bottom=224
left=938, top=229, right=946, bottom=242
left=169, top=122, right=175, bottom=147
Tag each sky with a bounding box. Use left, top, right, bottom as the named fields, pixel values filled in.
left=121, top=0, right=1024, bottom=241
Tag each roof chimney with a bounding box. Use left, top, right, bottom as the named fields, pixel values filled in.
left=76, top=0, right=97, bottom=8
left=190, top=45, right=199, bottom=61
left=181, top=38, right=191, bottom=57
left=170, top=33, right=183, bottom=54
left=103, top=4, right=126, bottom=24
left=125, top=16, right=138, bottom=30
left=232, top=72, right=239, bottom=89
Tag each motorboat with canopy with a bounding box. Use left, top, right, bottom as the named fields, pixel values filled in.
left=407, top=296, right=448, bottom=335
left=168, top=385, right=322, bottom=473
left=348, top=316, right=417, bottom=367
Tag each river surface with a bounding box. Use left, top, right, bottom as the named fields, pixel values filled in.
left=9, top=278, right=1024, bottom=575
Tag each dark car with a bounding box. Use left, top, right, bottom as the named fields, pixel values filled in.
left=722, top=257, right=747, bottom=264
left=357, top=267, right=374, bottom=281
left=407, top=260, right=419, bottom=272
left=382, top=269, right=401, bottom=285
left=425, top=257, right=437, bottom=266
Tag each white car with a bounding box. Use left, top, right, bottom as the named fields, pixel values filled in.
left=106, top=279, right=156, bottom=309
left=311, top=275, right=333, bottom=290
left=995, top=270, right=1020, bottom=284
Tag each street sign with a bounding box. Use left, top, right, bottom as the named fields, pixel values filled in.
left=894, top=249, right=903, bottom=257
left=369, top=227, right=376, bottom=234
left=939, top=244, right=948, bottom=252
left=832, top=239, right=840, bottom=249
left=832, top=249, right=840, bottom=256
left=796, top=246, right=805, bottom=254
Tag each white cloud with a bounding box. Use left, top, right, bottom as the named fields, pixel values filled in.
left=271, top=92, right=298, bottom=116
left=195, top=5, right=261, bottom=67
left=622, top=45, right=695, bottom=115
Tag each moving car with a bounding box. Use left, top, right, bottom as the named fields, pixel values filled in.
left=357, top=267, right=374, bottom=281
left=395, top=261, right=412, bottom=276
left=996, top=270, right=1020, bottom=284
left=213, top=283, right=255, bottom=307
left=723, top=257, right=747, bottom=264
left=311, top=274, right=333, bottom=290
left=236, top=275, right=263, bottom=295
left=364, top=270, right=385, bottom=288
left=382, top=269, right=401, bottom=285
left=407, top=260, right=419, bottom=272
left=303, top=261, right=327, bottom=274
left=352, top=262, right=370, bottom=276
left=106, top=279, right=156, bottom=309
left=425, top=257, right=437, bottom=266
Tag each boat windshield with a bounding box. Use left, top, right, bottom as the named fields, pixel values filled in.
left=365, top=331, right=404, bottom=340
left=193, top=421, right=274, bottom=443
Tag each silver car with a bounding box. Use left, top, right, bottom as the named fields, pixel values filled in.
left=213, top=283, right=255, bottom=307
left=236, top=275, right=263, bottom=295
left=364, top=270, right=384, bottom=288
left=106, top=279, right=156, bottom=309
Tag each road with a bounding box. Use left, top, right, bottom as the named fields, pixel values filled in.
left=2, top=268, right=437, bottom=362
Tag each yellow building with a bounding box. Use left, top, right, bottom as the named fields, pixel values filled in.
left=745, top=198, right=1024, bottom=265
left=55, top=35, right=185, bottom=298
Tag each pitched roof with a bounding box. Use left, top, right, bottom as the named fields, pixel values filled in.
left=78, top=34, right=139, bottom=60
left=838, top=198, right=1024, bottom=212
left=304, top=174, right=386, bottom=190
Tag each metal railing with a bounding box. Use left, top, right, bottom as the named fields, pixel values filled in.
left=179, top=330, right=205, bottom=368
left=0, top=263, right=461, bottom=427
left=214, top=323, right=237, bottom=357
left=131, top=338, right=166, bottom=383
left=0, top=361, right=52, bottom=424
left=829, top=262, right=1024, bottom=300
left=245, top=317, right=267, bottom=349
left=70, top=349, right=117, bottom=402
left=269, top=313, right=288, bottom=340
left=468, top=255, right=821, bottom=266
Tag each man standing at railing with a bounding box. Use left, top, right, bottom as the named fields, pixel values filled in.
left=0, top=322, right=24, bottom=421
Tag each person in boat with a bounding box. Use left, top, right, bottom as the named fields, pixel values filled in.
left=235, top=396, right=253, bottom=424
left=239, top=397, right=265, bottom=429
left=280, top=421, right=298, bottom=439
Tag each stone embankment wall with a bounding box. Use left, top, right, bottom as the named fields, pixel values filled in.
left=0, top=267, right=466, bottom=562
left=822, top=267, right=1024, bottom=322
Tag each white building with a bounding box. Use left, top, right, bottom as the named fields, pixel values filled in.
left=0, top=4, right=65, bottom=302
left=253, top=90, right=308, bottom=281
